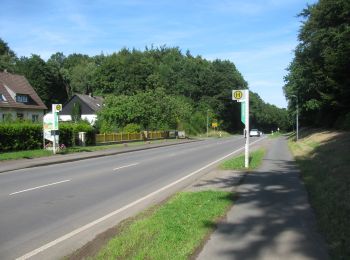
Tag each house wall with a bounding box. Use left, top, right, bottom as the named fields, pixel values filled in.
left=0, top=108, right=44, bottom=122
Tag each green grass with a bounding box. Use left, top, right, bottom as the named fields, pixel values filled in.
left=268, top=131, right=283, bottom=138
left=0, top=139, right=176, bottom=161
left=0, top=149, right=53, bottom=160
left=289, top=131, right=350, bottom=259
left=93, top=191, right=233, bottom=259
left=220, top=148, right=266, bottom=170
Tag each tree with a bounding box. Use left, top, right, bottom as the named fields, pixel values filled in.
left=284, top=0, right=350, bottom=128
left=0, top=38, right=17, bottom=72
left=71, top=102, right=82, bottom=122
left=16, top=54, right=68, bottom=107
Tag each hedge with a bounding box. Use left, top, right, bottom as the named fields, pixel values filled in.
left=0, top=122, right=42, bottom=151
left=0, top=121, right=95, bottom=152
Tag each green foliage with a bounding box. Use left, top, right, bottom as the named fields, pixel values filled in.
left=71, top=102, right=82, bottom=122
left=98, top=88, right=192, bottom=133
left=0, top=122, right=43, bottom=152
left=1, top=38, right=289, bottom=134
left=220, top=149, right=266, bottom=170
left=122, top=123, right=141, bottom=133
left=0, top=121, right=94, bottom=152
left=289, top=131, right=350, bottom=259
left=0, top=38, right=17, bottom=72
left=284, top=0, right=350, bottom=127
left=94, top=191, right=233, bottom=259
left=59, top=121, right=95, bottom=146
left=15, top=54, right=68, bottom=107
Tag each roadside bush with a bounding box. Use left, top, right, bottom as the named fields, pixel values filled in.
left=0, top=122, right=42, bottom=152
left=60, top=122, right=95, bottom=146
left=0, top=121, right=95, bottom=152
left=122, top=123, right=141, bottom=133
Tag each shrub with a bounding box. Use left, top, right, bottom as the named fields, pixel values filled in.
left=0, top=121, right=95, bottom=152
left=60, top=121, right=95, bottom=146
left=122, top=123, right=141, bottom=133
left=0, top=122, right=42, bottom=152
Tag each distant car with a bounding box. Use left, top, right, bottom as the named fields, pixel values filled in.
left=249, top=129, right=260, bottom=137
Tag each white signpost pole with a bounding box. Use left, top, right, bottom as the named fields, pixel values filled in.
left=51, top=104, right=62, bottom=154
left=244, top=90, right=249, bottom=168
left=232, top=89, right=250, bottom=168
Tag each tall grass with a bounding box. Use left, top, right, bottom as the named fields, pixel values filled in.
left=289, top=131, right=350, bottom=259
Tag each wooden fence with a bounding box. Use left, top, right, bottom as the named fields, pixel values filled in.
left=95, top=131, right=168, bottom=144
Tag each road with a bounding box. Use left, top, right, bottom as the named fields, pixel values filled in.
left=0, top=136, right=265, bottom=259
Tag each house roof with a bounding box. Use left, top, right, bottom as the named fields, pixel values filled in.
left=0, top=71, right=47, bottom=110
left=74, top=93, right=104, bottom=112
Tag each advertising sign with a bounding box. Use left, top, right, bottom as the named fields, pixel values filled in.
left=43, top=113, right=55, bottom=142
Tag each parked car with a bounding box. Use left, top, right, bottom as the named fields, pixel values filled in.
left=249, top=129, right=261, bottom=137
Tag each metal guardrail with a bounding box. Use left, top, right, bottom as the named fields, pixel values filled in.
left=95, top=131, right=167, bottom=144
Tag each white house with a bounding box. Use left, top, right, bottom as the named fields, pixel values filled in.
left=59, top=93, right=103, bottom=125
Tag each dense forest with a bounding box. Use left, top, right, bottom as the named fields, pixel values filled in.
left=284, top=0, right=350, bottom=129
left=1, top=39, right=290, bottom=133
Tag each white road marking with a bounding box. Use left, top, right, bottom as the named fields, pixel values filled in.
left=16, top=137, right=266, bottom=260
left=113, top=163, right=139, bottom=171
left=9, top=180, right=71, bottom=196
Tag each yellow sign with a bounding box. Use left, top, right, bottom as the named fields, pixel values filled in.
left=233, top=91, right=243, bottom=99
left=212, top=122, right=218, bottom=128
left=232, top=89, right=246, bottom=102
left=52, top=104, right=62, bottom=112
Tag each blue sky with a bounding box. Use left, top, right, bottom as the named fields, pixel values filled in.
left=0, top=0, right=316, bottom=108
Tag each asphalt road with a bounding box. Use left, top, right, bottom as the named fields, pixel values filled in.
left=0, top=136, right=265, bottom=259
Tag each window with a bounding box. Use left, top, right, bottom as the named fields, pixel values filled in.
left=32, top=114, right=39, bottom=122
left=17, top=113, right=24, bottom=120
left=0, top=94, right=6, bottom=102
left=16, top=94, right=28, bottom=103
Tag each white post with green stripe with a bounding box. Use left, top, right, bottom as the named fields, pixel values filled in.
left=232, top=89, right=250, bottom=168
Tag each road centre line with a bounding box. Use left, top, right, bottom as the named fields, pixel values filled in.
left=113, top=163, right=139, bottom=171
left=9, top=180, right=71, bottom=196
left=16, top=137, right=266, bottom=260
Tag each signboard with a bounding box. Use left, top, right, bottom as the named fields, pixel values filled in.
left=232, top=90, right=246, bottom=102
left=52, top=104, right=62, bottom=112
left=43, top=113, right=56, bottom=142
left=212, top=122, right=218, bottom=128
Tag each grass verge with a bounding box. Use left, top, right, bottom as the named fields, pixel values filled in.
left=0, top=139, right=176, bottom=161
left=288, top=130, right=350, bottom=259
left=220, top=148, right=265, bottom=170
left=92, top=191, right=233, bottom=259
left=268, top=131, right=283, bottom=138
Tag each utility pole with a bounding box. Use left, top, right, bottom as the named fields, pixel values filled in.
left=291, top=95, right=299, bottom=141
left=207, top=109, right=209, bottom=138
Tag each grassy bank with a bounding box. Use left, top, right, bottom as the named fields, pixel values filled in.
left=288, top=130, right=350, bottom=259
left=89, top=191, right=233, bottom=259
left=0, top=139, right=176, bottom=161
left=220, top=148, right=266, bottom=170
